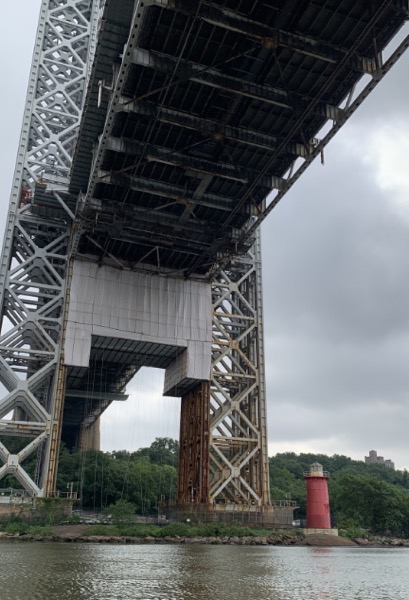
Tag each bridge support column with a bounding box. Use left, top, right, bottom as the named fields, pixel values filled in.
left=78, top=419, right=101, bottom=452
left=43, top=363, right=68, bottom=496
left=177, top=381, right=210, bottom=505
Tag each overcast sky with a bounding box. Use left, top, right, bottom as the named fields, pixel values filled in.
left=1, top=2, right=409, bottom=470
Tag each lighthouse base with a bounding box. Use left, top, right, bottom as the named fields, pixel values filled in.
left=302, top=527, right=339, bottom=536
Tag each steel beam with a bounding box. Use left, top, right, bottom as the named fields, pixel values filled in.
left=97, top=170, right=236, bottom=211
left=116, top=98, right=308, bottom=156
left=149, top=0, right=380, bottom=73
left=65, top=390, right=128, bottom=402
left=130, top=47, right=344, bottom=120
left=105, top=136, right=285, bottom=189
left=87, top=197, right=213, bottom=239
left=0, top=421, right=47, bottom=438
left=178, top=381, right=210, bottom=505
left=241, top=33, right=409, bottom=245
left=220, top=0, right=408, bottom=235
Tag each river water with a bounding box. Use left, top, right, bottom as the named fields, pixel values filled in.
left=1, top=543, right=408, bottom=600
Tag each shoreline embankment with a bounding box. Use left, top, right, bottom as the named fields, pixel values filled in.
left=1, top=529, right=409, bottom=547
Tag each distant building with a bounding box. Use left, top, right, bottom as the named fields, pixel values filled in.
left=365, top=450, right=395, bottom=470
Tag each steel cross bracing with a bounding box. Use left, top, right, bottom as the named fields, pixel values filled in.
left=0, top=0, right=102, bottom=495
left=210, top=230, right=269, bottom=507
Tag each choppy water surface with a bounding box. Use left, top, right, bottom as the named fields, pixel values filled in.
left=1, top=543, right=408, bottom=600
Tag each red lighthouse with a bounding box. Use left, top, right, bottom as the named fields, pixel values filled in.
left=304, top=462, right=331, bottom=529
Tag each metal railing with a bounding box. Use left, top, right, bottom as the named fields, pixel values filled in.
left=303, top=470, right=329, bottom=478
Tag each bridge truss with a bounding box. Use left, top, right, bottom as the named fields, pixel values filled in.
left=0, top=0, right=408, bottom=511
left=0, top=0, right=103, bottom=495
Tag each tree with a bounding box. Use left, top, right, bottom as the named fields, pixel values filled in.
left=133, top=437, right=179, bottom=467
left=331, top=473, right=409, bottom=534
left=105, top=499, right=136, bottom=527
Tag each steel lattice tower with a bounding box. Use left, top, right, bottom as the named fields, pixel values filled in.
left=0, top=0, right=103, bottom=495
left=209, top=234, right=269, bottom=506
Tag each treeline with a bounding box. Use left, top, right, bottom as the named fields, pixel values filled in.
left=1, top=436, right=179, bottom=515
left=59, top=444, right=409, bottom=535
left=270, top=452, right=409, bottom=535
left=3, top=436, right=409, bottom=535
left=57, top=437, right=179, bottom=513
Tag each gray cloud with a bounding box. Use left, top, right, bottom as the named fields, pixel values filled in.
left=262, top=49, right=409, bottom=469
left=263, top=152, right=409, bottom=341
left=345, top=23, right=409, bottom=124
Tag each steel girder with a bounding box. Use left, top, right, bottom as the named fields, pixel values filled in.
left=228, top=36, right=409, bottom=248
left=176, top=232, right=270, bottom=509
left=178, top=382, right=210, bottom=505
left=149, top=0, right=407, bottom=71
left=116, top=98, right=308, bottom=157
left=0, top=0, right=101, bottom=496
left=129, top=47, right=344, bottom=120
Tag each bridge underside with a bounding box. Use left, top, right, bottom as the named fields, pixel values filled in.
left=62, top=337, right=181, bottom=451
left=53, top=0, right=409, bottom=275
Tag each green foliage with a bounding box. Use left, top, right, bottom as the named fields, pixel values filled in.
left=337, top=517, right=367, bottom=539
left=331, top=473, right=409, bottom=535
left=1, top=522, right=52, bottom=536
left=32, top=498, right=67, bottom=525
left=27, top=525, right=53, bottom=536
left=84, top=522, right=273, bottom=538
left=56, top=438, right=178, bottom=512
left=120, top=524, right=161, bottom=537
left=269, top=459, right=306, bottom=513
left=269, top=452, right=409, bottom=536
left=178, top=523, right=271, bottom=538
left=105, top=499, right=136, bottom=527
left=84, top=524, right=119, bottom=536
left=65, top=514, right=81, bottom=525
left=2, top=522, right=28, bottom=534
left=132, top=437, right=179, bottom=468
left=54, top=439, right=409, bottom=537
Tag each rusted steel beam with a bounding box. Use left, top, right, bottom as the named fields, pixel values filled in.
left=178, top=381, right=210, bottom=505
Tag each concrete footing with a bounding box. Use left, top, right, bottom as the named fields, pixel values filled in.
left=302, top=527, right=339, bottom=536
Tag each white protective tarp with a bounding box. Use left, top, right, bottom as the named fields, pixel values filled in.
left=64, top=261, right=212, bottom=389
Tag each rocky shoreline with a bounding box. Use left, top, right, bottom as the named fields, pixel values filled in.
left=0, top=531, right=299, bottom=545
left=1, top=530, right=408, bottom=547
left=351, top=536, right=409, bottom=547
